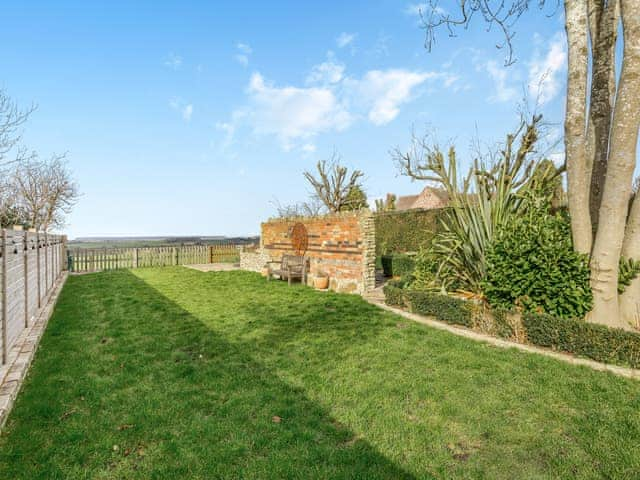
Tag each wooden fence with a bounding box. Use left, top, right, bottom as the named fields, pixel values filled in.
left=1, top=229, right=66, bottom=365
left=68, top=244, right=243, bottom=273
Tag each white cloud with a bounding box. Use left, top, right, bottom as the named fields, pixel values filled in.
left=182, top=104, right=193, bottom=121
left=164, top=52, right=182, bottom=70
left=483, top=60, right=520, bottom=103
left=218, top=59, right=454, bottom=150
left=237, top=43, right=252, bottom=54
left=336, top=32, right=356, bottom=48
left=347, top=69, right=439, bottom=125
left=306, top=52, right=345, bottom=85
left=243, top=72, right=352, bottom=149
left=302, top=143, right=317, bottom=153
left=528, top=32, right=567, bottom=105
left=169, top=97, right=193, bottom=122
left=235, top=42, right=253, bottom=67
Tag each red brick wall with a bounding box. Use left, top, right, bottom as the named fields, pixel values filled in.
left=260, top=211, right=375, bottom=293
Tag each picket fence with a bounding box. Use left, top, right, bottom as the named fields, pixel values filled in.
left=67, top=244, right=243, bottom=273
left=1, top=229, right=66, bottom=365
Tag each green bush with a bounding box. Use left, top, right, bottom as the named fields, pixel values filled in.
left=483, top=211, right=592, bottom=319
left=381, top=254, right=416, bottom=278
left=404, top=291, right=474, bottom=328
left=375, top=209, right=444, bottom=256
left=523, top=312, right=640, bottom=368
left=384, top=279, right=640, bottom=369
left=410, top=248, right=440, bottom=291
left=383, top=279, right=408, bottom=306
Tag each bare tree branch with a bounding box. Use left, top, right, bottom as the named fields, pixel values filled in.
left=421, top=0, right=558, bottom=65
left=303, top=151, right=365, bottom=213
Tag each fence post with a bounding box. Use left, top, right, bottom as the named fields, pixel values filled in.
left=44, top=232, right=49, bottom=296
left=24, top=231, right=29, bottom=328
left=63, top=235, right=69, bottom=271
left=1, top=229, right=7, bottom=365
left=134, top=248, right=139, bottom=268
left=36, top=232, right=41, bottom=308
left=173, top=247, right=178, bottom=266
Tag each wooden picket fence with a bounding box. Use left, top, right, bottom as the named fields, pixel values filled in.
left=68, top=244, right=243, bottom=273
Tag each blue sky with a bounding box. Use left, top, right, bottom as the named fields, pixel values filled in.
left=1, top=1, right=567, bottom=239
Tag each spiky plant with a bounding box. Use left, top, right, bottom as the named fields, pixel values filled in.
left=395, top=115, right=559, bottom=294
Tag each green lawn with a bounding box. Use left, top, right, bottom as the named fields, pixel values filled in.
left=1, top=268, right=639, bottom=479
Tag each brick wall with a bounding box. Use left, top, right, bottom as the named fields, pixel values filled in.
left=252, top=211, right=375, bottom=294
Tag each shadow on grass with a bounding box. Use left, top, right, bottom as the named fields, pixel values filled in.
left=136, top=268, right=396, bottom=364
left=0, top=270, right=415, bottom=480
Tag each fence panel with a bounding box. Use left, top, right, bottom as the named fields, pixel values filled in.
left=67, top=244, right=241, bottom=273
left=209, top=244, right=240, bottom=263
left=1, top=229, right=66, bottom=365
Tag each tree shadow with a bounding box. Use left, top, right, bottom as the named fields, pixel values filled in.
left=136, top=268, right=398, bottom=366
left=0, top=270, right=415, bottom=480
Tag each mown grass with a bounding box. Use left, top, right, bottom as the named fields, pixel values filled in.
left=1, top=268, right=639, bottom=479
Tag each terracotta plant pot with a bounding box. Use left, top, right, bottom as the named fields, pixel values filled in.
left=314, top=276, right=329, bottom=290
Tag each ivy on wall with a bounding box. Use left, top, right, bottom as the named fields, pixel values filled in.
left=374, top=208, right=445, bottom=256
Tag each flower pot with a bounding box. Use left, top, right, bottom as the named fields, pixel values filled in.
left=261, top=267, right=270, bottom=277
left=314, top=276, right=329, bottom=290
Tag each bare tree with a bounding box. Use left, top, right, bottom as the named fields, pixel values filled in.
left=0, top=175, right=25, bottom=227
left=422, top=0, right=640, bottom=329
left=13, top=154, right=79, bottom=231
left=272, top=194, right=326, bottom=218
left=303, top=152, right=365, bottom=213
left=0, top=89, right=35, bottom=168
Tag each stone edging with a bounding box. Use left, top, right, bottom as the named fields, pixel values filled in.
left=0, top=272, right=68, bottom=430
left=367, top=298, right=640, bottom=381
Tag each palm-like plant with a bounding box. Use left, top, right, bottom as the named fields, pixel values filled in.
left=395, top=115, right=559, bottom=294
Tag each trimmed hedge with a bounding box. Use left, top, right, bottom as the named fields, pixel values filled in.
left=404, top=291, right=474, bottom=328
left=375, top=208, right=444, bottom=256
left=523, top=312, right=640, bottom=368
left=384, top=285, right=640, bottom=369
left=381, top=253, right=416, bottom=278
left=382, top=280, right=407, bottom=307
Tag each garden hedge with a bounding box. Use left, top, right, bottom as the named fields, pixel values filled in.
left=404, top=291, right=474, bottom=328
left=384, top=286, right=640, bottom=369
left=381, top=253, right=416, bottom=278
left=523, top=312, right=640, bottom=368
left=375, top=208, right=444, bottom=256
left=382, top=280, right=407, bottom=307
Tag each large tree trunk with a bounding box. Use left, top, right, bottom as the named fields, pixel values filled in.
left=587, top=0, right=619, bottom=236
left=589, top=0, right=640, bottom=329
left=618, top=1, right=640, bottom=329
left=564, top=0, right=592, bottom=255
left=621, top=197, right=640, bottom=328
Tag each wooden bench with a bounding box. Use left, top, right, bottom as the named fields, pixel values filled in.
left=266, top=255, right=308, bottom=286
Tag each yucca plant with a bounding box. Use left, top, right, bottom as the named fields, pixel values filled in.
left=395, top=115, right=559, bottom=294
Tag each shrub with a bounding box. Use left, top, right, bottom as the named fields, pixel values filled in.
left=410, top=247, right=441, bottom=291
left=383, top=279, right=408, bottom=306
left=386, top=286, right=640, bottom=369
left=523, top=312, right=640, bottom=368
left=483, top=211, right=592, bottom=319
left=381, top=254, right=416, bottom=278
left=404, top=291, right=473, bottom=328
